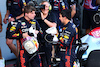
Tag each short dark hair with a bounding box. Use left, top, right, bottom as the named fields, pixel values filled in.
left=24, top=5, right=36, bottom=14
left=60, top=9, right=71, bottom=20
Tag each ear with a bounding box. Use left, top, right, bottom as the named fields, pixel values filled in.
left=25, top=13, right=28, bottom=16
left=64, top=17, right=66, bottom=19
left=63, top=17, right=67, bottom=21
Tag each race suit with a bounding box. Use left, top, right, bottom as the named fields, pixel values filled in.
left=7, top=17, right=43, bottom=67
left=56, top=21, right=78, bottom=67
left=6, top=0, right=31, bottom=39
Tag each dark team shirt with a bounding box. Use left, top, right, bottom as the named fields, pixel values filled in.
left=58, top=21, right=78, bottom=48
left=36, top=11, right=57, bottom=43
left=6, top=0, right=31, bottom=17
left=37, top=11, right=57, bottom=33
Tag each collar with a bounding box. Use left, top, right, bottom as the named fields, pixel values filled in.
left=63, top=21, right=70, bottom=27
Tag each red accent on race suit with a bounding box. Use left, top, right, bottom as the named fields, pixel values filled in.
left=58, top=0, right=61, bottom=11
left=60, top=44, right=64, bottom=47
left=39, top=55, right=42, bottom=67
left=49, top=65, right=51, bottom=67
left=65, top=56, right=71, bottom=67
left=69, top=37, right=74, bottom=55
left=76, top=34, right=78, bottom=39
left=66, top=47, right=68, bottom=54
left=89, top=27, right=100, bottom=38
left=20, top=50, right=26, bottom=67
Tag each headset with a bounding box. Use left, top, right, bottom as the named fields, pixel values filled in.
left=40, top=1, right=52, bottom=11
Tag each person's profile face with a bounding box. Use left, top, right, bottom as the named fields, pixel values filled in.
left=41, top=2, right=49, bottom=14
left=59, top=13, right=64, bottom=23
left=26, top=11, right=36, bottom=20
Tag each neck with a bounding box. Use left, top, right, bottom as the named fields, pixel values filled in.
left=43, top=13, right=48, bottom=18
left=24, top=16, right=30, bottom=22
left=64, top=19, right=70, bottom=25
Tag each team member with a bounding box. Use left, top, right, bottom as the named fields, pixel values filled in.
left=37, top=1, right=57, bottom=67
left=8, top=5, right=43, bottom=67
left=49, top=0, right=76, bottom=27
left=57, top=9, right=78, bottom=67
left=0, top=11, right=2, bottom=32
left=3, top=0, right=31, bottom=57
left=82, top=0, right=99, bottom=34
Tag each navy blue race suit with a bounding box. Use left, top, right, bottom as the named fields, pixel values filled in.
left=6, top=0, right=31, bottom=39
left=8, top=17, right=43, bottom=67
left=56, top=21, right=78, bottom=67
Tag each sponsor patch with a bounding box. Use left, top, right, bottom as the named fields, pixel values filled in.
left=62, top=27, right=66, bottom=30
left=30, top=21, right=36, bottom=24
left=10, top=26, right=16, bottom=31
left=64, top=35, right=69, bottom=39
left=12, top=33, right=19, bottom=37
